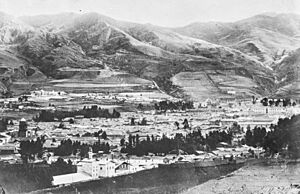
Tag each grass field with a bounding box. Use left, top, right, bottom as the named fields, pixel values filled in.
left=172, top=71, right=260, bottom=101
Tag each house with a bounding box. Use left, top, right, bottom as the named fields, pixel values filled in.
left=115, top=161, right=139, bottom=176
left=76, top=155, right=160, bottom=180
left=43, top=139, right=61, bottom=152
left=0, top=143, right=18, bottom=155
left=77, top=159, right=117, bottom=178
left=199, top=98, right=214, bottom=108
left=227, top=91, right=236, bottom=95
left=0, top=133, right=11, bottom=145
left=126, top=156, right=165, bottom=169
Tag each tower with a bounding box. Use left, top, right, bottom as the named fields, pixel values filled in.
left=88, top=147, right=93, bottom=159
left=18, top=118, right=27, bottom=137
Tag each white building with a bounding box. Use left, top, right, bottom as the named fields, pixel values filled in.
left=77, top=158, right=134, bottom=178
left=52, top=172, right=92, bottom=186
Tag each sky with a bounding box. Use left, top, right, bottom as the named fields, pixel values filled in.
left=0, top=0, right=299, bottom=27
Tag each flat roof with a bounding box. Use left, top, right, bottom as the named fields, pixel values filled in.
left=52, top=172, right=92, bottom=186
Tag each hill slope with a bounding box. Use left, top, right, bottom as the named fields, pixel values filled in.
left=174, top=13, right=300, bottom=66
left=0, top=12, right=286, bottom=99
left=274, top=48, right=300, bottom=98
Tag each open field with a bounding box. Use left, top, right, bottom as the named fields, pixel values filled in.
left=184, top=163, right=300, bottom=194
left=43, top=73, right=155, bottom=94
left=172, top=72, right=221, bottom=101
left=171, top=71, right=259, bottom=101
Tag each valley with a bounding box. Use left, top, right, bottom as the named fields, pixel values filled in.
left=0, top=10, right=300, bottom=194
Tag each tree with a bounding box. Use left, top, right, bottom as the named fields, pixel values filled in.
left=154, top=103, right=159, bottom=110
left=54, top=157, right=67, bottom=167
left=120, top=138, right=125, bottom=146
left=137, top=103, right=143, bottom=109
left=174, top=121, right=179, bottom=129
left=19, top=138, right=44, bottom=162
left=128, top=135, right=133, bottom=148
left=58, top=122, right=65, bottom=129
left=183, top=119, right=189, bottom=129
left=151, top=135, right=155, bottom=142
left=101, top=131, right=107, bottom=139
left=140, top=118, right=147, bottom=125
left=261, top=97, right=269, bottom=106
left=104, top=143, right=110, bottom=154
left=130, top=118, right=135, bottom=125
left=252, top=96, right=256, bottom=104
left=136, top=134, right=140, bottom=145
left=68, top=159, right=73, bottom=166
left=245, top=128, right=253, bottom=146
left=0, top=119, right=7, bottom=132
left=229, top=122, right=242, bottom=134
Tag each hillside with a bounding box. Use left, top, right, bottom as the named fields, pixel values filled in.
left=174, top=13, right=300, bottom=66
left=0, top=12, right=295, bottom=100
left=274, top=48, right=300, bottom=98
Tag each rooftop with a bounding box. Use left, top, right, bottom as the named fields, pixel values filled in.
left=52, top=172, right=92, bottom=186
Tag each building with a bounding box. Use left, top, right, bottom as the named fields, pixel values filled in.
left=52, top=172, right=92, bottom=186
left=0, top=143, right=18, bottom=155
left=0, top=133, right=10, bottom=145
left=75, top=155, right=163, bottom=180
left=18, top=118, right=27, bottom=138
left=43, top=139, right=61, bottom=152
left=77, top=159, right=119, bottom=178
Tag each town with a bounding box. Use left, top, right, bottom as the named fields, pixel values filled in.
left=0, top=89, right=299, bottom=188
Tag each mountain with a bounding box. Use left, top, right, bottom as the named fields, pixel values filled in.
left=274, top=48, right=300, bottom=98
left=0, top=12, right=294, bottom=100
left=0, top=12, right=34, bottom=44
left=174, top=13, right=300, bottom=66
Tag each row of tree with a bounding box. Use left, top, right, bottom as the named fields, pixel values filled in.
left=54, top=139, right=110, bottom=157
left=81, top=130, right=107, bottom=139
left=33, top=106, right=121, bottom=122
left=260, top=97, right=296, bottom=107
left=120, top=130, right=233, bottom=156
left=19, top=137, right=45, bottom=163
left=19, top=137, right=111, bottom=162
left=244, top=115, right=300, bottom=158
left=154, top=100, right=194, bottom=111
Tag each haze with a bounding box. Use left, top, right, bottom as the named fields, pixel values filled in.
left=0, top=0, right=300, bottom=27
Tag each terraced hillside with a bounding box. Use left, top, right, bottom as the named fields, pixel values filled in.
left=171, top=70, right=260, bottom=101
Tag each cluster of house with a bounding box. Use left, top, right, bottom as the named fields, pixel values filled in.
left=0, top=92, right=299, bottom=187
left=0, top=118, right=38, bottom=159
left=52, top=148, right=166, bottom=186
left=51, top=142, right=264, bottom=186
left=30, top=90, right=66, bottom=97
